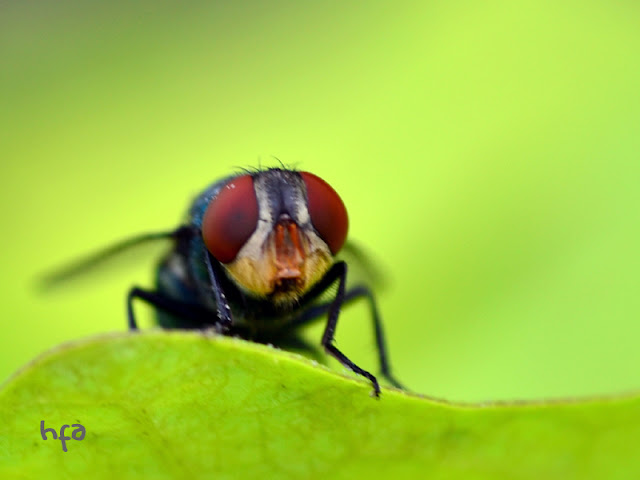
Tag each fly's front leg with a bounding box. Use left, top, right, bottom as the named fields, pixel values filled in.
left=344, top=286, right=404, bottom=389
left=203, top=249, right=233, bottom=333
left=291, top=285, right=404, bottom=390
left=320, top=262, right=381, bottom=397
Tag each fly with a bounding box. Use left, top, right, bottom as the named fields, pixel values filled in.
left=43, top=167, right=403, bottom=397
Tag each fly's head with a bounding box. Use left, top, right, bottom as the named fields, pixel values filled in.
left=201, top=168, right=348, bottom=306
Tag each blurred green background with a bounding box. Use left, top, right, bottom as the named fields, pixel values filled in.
left=2, top=0, right=639, bottom=402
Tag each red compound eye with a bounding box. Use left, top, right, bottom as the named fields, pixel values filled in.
left=202, top=174, right=259, bottom=263
left=300, top=172, right=348, bottom=255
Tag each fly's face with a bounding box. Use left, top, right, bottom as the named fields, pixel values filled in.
left=201, top=169, right=348, bottom=305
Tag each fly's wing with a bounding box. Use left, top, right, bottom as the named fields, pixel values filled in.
left=336, top=240, right=389, bottom=291
left=308, top=239, right=389, bottom=306
left=38, top=226, right=195, bottom=292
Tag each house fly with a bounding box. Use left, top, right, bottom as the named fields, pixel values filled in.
left=43, top=167, right=402, bottom=396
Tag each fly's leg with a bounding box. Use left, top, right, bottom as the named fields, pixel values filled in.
left=202, top=249, right=232, bottom=331
left=344, top=286, right=404, bottom=389
left=290, top=285, right=404, bottom=390
left=129, top=246, right=233, bottom=333
left=311, top=262, right=382, bottom=397
left=127, top=286, right=213, bottom=331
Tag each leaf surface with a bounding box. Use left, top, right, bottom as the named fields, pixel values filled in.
left=0, top=332, right=638, bottom=479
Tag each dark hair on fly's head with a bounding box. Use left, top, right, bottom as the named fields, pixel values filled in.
left=232, top=157, right=300, bottom=177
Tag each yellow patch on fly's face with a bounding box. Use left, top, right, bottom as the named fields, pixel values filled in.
left=223, top=241, right=333, bottom=306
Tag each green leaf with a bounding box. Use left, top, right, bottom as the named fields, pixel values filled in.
left=1, top=332, right=638, bottom=479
